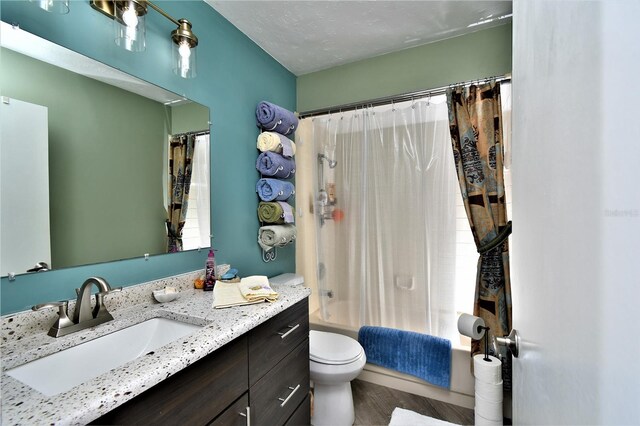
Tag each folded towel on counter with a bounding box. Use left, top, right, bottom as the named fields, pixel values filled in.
left=358, top=326, right=451, bottom=389
left=213, top=281, right=263, bottom=309
left=239, top=275, right=279, bottom=303
left=256, top=151, right=296, bottom=179
left=256, top=178, right=295, bottom=202
left=256, top=101, right=298, bottom=136
left=257, top=132, right=296, bottom=158
left=389, top=408, right=458, bottom=426
left=258, top=224, right=296, bottom=252
left=258, top=201, right=294, bottom=224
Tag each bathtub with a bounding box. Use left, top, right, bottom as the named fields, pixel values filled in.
left=309, top=302, right=475, bottom=409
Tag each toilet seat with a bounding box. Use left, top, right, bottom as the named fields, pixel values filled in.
left=310, top=330, right=364, bottom=365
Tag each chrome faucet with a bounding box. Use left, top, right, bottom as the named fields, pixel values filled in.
left=33, top=276, right=122, bottom=338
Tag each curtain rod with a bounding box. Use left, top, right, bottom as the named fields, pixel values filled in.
left=171, top=129, right=210, bottom=138
left=298, top=73, right=511, bottom=119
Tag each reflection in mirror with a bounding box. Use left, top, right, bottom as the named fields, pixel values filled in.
left=0, top=22, right=210, bottom=277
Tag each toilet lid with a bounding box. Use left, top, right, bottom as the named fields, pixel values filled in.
left=309, top=330, right=364, bottom=365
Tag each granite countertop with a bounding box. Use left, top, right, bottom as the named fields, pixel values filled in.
left=0, top=272, right=311, bottom=425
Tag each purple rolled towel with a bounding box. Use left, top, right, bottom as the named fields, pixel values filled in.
left=256, top=101, right=298, bottom=136
left=256, top=178, right=295, bottom=201
left=256, top=151, right=296, bottom=179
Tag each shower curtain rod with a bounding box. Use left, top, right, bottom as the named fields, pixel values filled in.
left=298, top=73, right=511, bottom=119
left=171, top=129, right=210, bottom=138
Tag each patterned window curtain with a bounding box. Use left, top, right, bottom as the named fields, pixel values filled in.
left=166, top=134, right=196, bottom=252
left=446, top=83, right=512, bottom=368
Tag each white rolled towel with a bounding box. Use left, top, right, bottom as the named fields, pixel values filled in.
left=258, top=224, right=296, bottom=252
left=257, top=132, right=296, bottom=157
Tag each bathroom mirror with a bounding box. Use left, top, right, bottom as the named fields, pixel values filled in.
left=0, top=23, right=211, bottom=277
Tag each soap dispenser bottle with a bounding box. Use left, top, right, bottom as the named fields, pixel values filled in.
left=204, top=249, right=217, bottom=291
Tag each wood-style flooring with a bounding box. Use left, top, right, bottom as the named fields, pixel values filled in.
left=352, top=379, right=475, bottom=425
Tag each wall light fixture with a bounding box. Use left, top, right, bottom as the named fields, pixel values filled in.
left=90, top=0, right=199, bottom=78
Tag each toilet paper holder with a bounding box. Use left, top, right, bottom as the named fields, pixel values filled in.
left=496, top=329, right=520, bottom=358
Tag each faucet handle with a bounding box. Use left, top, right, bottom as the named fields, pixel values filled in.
left=33, top=300, right=67, bottom=312
left=32, top=301, right=75, bottom=335
left=92, top=287, right=121, bottom=319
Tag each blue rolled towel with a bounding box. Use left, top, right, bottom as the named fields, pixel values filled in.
left=256, top=151, right=296, bottom=179
left=256, top=101, right=298, bottom=136
left=256, top=178, right=295, bottom=202
left=358, top=326, right=451, bottom=389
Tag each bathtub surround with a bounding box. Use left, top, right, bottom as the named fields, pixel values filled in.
left=0, top=1, right=296, bottom=315
left=0, top=271, right=310, bottom=424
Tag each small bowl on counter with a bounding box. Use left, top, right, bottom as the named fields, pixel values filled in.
left=153, top=287, right=179, bottom=303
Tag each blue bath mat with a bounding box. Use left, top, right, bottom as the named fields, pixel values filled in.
left=357, top=326, right=451, bottom=388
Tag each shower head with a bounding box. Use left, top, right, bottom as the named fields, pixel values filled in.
left=318, top=154, right=337, bottom=168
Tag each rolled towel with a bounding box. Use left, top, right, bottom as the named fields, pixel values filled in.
left=258, top=201, right=294, bottom=224
left=258, top=224, right=296, bottom=252
left=256, top=101, right=298, bottom=136
left=256, top=151, right=296, bottom=179
left=256, top=178, right=295, bottom=202
left=257, top=132, right=296, bottom=158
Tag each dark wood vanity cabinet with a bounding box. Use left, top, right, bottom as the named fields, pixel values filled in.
left=92, top=298, right=310, bottom=426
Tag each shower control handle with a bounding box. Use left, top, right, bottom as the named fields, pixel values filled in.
left=277, top=323, right=300, bottom=339
left=278, top=384, right=300, bottom=407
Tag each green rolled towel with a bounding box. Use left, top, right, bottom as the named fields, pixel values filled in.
left=258, top=202, right=285, bottom=224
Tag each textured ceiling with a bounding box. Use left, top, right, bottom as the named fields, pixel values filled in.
left=206, top=1, right=512, bottom=75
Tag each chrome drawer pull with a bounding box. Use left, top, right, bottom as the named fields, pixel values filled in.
left=278, top=384, right=300, bottom=407
left=277, top=323, right=300, bottom=339
left=239, top=406, right=250, bottom=426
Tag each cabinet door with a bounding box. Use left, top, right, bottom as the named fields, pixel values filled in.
left=250, top=339, right=310, bottom=426
left=249, top=298, right=309, bottom=386
left=93, top=336, right=248, bottom=425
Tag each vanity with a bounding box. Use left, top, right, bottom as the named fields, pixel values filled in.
left=0, top=271, right=311, bottom=425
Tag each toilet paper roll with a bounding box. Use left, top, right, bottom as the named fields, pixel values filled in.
left=475, top=392, right=503, bottom=422
left=474, top=354, right=502, bottom=385
left=457, top=313, right=486, bottom=340
left=475, top=380, right=503, bottom=403
left=475, top=412, right=503, bottom=426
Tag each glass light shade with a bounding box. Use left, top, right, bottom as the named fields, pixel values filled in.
left=114, top=2, right=146, bottom=52
left=30, top=0, right=69, bottom=14
left=172, top=41, right=197, bottom=79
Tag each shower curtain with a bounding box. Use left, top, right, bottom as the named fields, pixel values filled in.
left=299, top=98, right=460, bottom=341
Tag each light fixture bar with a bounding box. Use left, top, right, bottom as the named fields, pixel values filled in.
left=145, top=1, right=180, bottom=27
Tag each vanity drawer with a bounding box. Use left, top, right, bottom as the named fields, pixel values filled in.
left=209, top=393, right=249, bottom=426
left=285, top=394, right=311, bottom=426
left=93, top=335, right=248, bottom=425
left=249, top=298, right=309, bottom=385
left=250, top=339, right=310, bottom=426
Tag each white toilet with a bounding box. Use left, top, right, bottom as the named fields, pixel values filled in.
left=309, top=330, right=367, bottom=426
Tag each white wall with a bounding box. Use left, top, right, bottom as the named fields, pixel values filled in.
left=512, top=1, right=640, bottom=423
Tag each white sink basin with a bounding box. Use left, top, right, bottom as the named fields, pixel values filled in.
left=6, top=317, right=202, bottom=396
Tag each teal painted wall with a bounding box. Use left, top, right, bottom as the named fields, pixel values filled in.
left=1, top=0, right=296, bottom=314
left=297, top=23, right=512, bottom=112
left=2, top=48, right=168, bottom=269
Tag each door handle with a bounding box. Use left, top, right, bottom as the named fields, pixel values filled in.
left=496, top=329, right=520, bottom=358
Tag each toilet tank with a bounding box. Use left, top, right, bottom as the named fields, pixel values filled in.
left=269, top=273, right=305, bottom=286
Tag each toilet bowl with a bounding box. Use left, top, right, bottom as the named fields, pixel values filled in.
left=309, top=330, right=366, bottom=426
